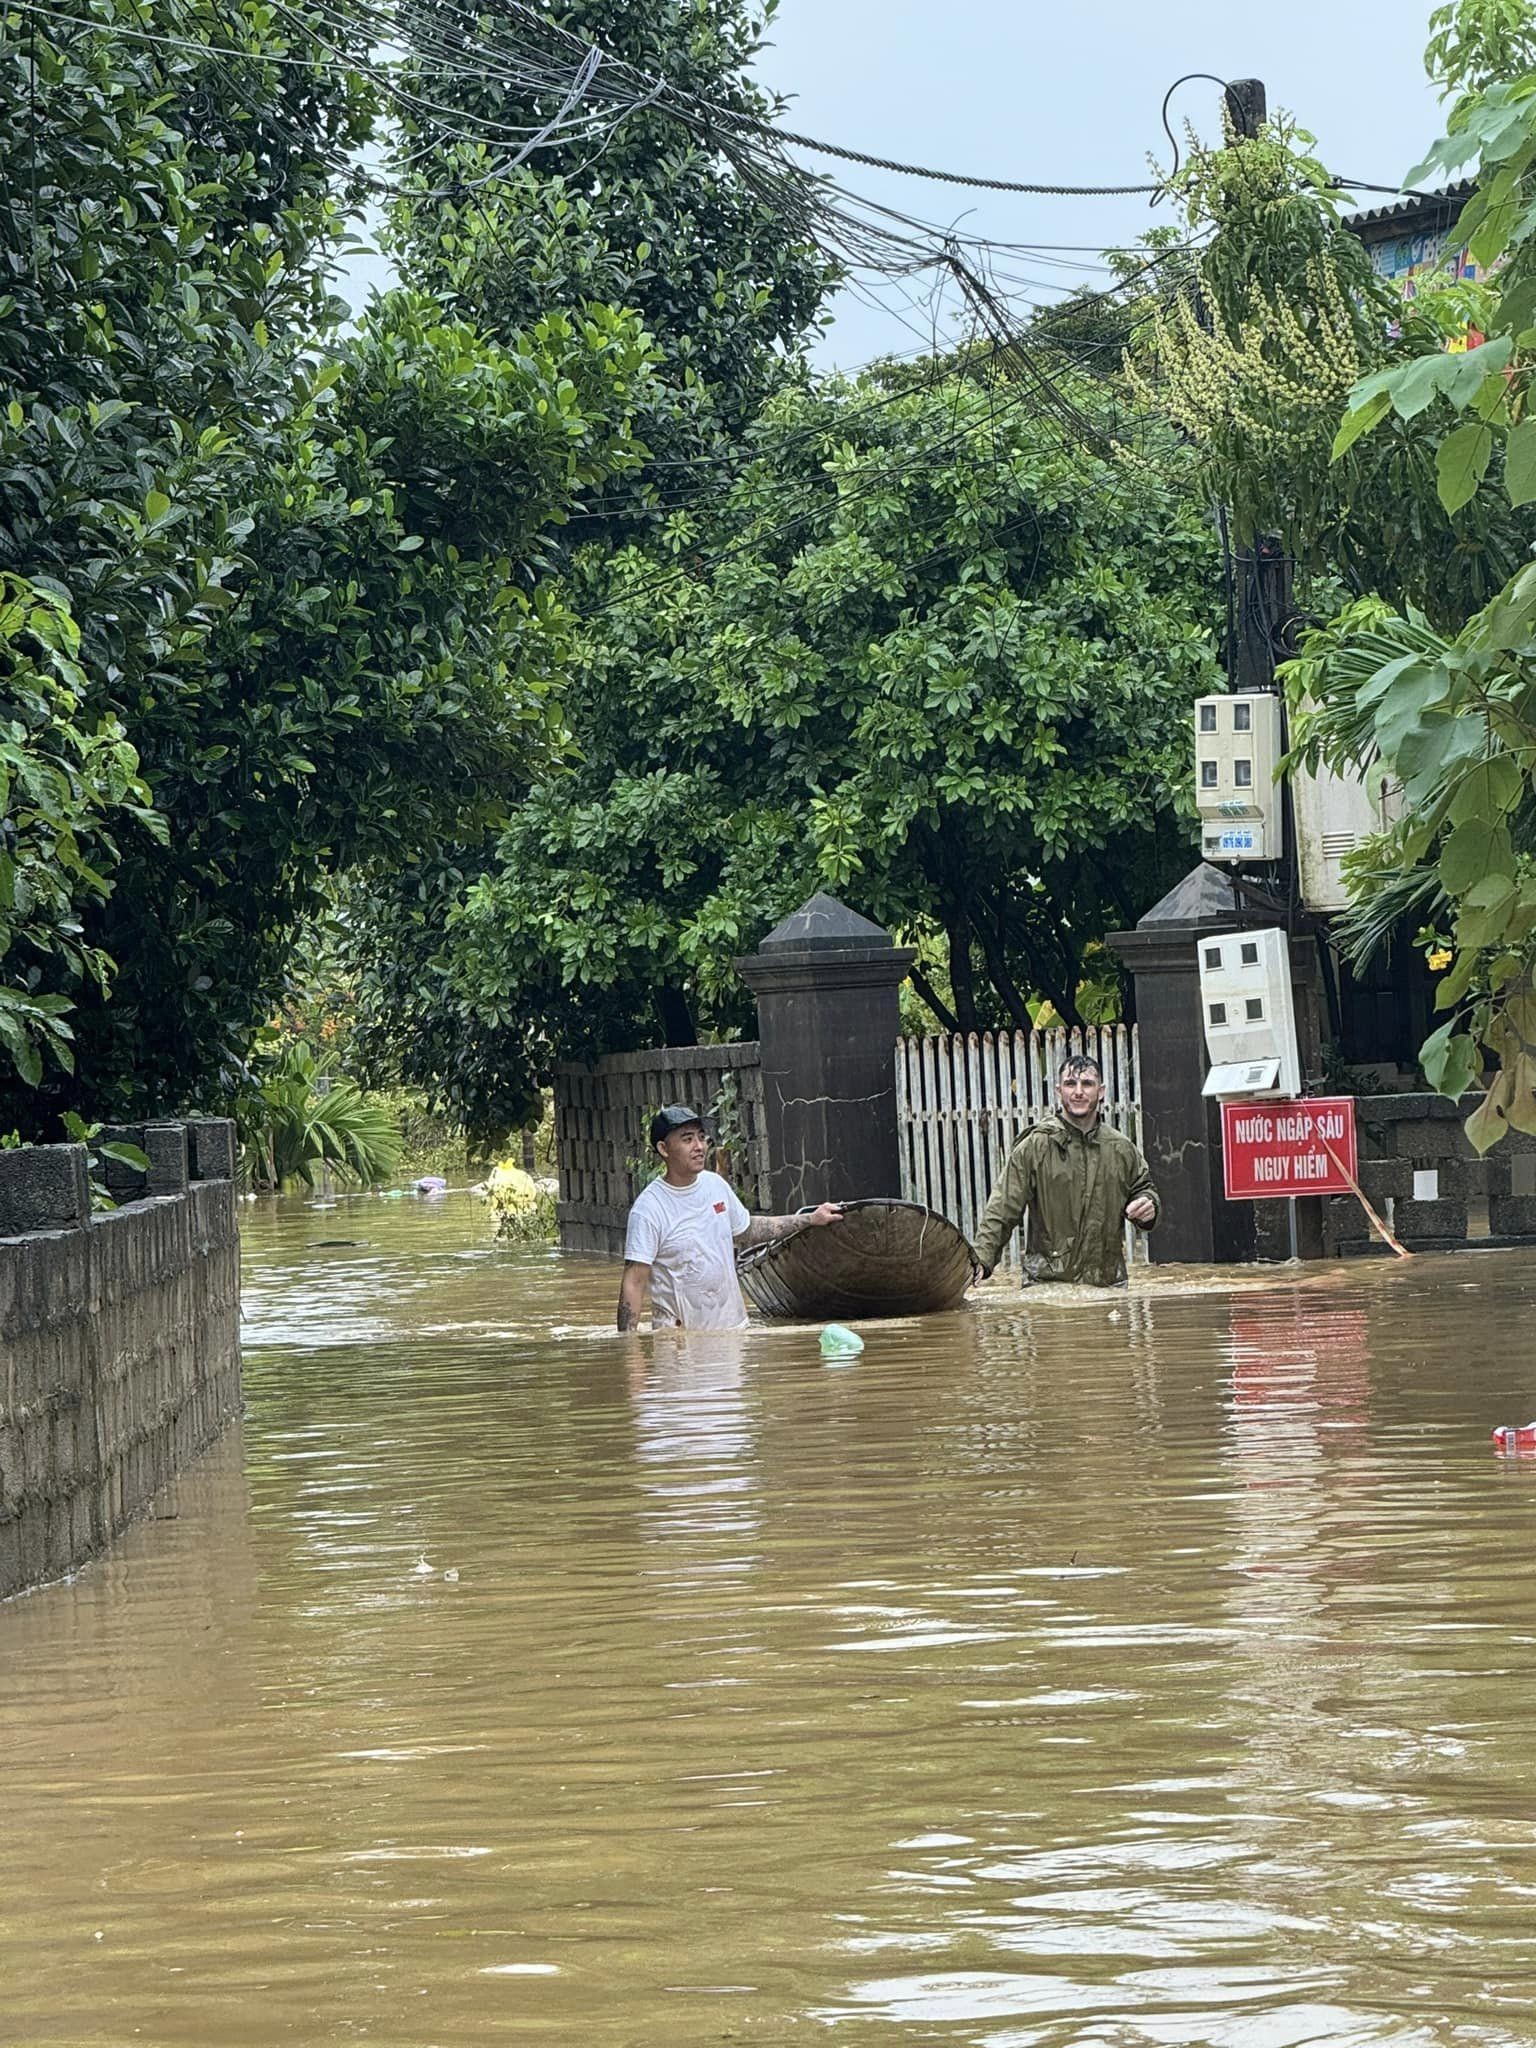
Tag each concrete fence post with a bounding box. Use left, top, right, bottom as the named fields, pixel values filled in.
left=142, top=1121, right=190, bottom=1197
left=186, top=1118, right=238, bottom=1182
left=98, top=1124, right=148, bottom=1202
left=736, top=892, right=915, bottom=1211
left=0, top=1144, right=91, bottom=1238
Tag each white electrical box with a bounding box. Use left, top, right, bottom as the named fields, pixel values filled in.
left=1196, top=927, right=1301, bottom=1099
left=1195, top=693, right=1284, bottom=864
left=1293, top=759, right=1401, bottom=913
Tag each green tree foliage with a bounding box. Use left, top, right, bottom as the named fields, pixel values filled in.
left=1135, top=0, right=1536, bottom=1147
left=1293, top=3, right=1536, bottom=1148
left=386, top=370, right=1220, bottom=1138
left=1426, top=0, right=1536, bottom=108
left=345, top=0, right=839, bottom=1139
left=346, top=848, right=554, bottom=1147
left=0, top=0, right=654, bottom=1133
left=389, top=0, right=836, bottom=511
left=1126, top=115, right=1528, bottom=625
left=0, top=575, right=162, bottom=1084
left=68, top=291, right=651, bottom=1118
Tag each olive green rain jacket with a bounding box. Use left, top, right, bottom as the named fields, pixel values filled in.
left=972, top=1113, right=1159, bottom=1286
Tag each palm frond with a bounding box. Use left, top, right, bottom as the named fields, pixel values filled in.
left=1333, top=859, right=1443, bottom=971
left=239, top=1044, right=404, bottom=1188
left=1282, top=600, right=1451, bottom=778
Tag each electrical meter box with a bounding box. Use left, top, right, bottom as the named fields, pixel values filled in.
left=1196, top=926, right=1301, bottom=1099
left=1195, top=692, right=1284, bottom=864
left=1293, top=759, right=1401, bottom=913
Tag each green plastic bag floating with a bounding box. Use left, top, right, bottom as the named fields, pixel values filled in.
left=820, top=1323, right=864, bottom=1361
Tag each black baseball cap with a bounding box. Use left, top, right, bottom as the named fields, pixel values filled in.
left=649, top=1103, right=710, bottom=1147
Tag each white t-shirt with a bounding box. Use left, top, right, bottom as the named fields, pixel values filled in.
left=624, top=1170, right=751, bottom=1330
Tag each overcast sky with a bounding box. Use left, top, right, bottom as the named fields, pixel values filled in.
left=342, top=1, right=1449, bottom=364
left=752, top=0, right=1447, bottom=366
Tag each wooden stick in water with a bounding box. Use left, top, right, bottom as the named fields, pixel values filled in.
left=1321, top=1138, right=1413, bottom=1259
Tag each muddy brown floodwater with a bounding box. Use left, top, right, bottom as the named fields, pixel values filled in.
left=5, top=1195, right=1536, bottom=2046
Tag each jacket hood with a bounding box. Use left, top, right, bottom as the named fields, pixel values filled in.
left=1038, top=1110, right=1101, bottom=1146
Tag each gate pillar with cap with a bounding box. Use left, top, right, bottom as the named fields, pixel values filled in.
left=1109, top=865, right=1261, bottom=1265
left=1109, top=863, right=1328, bottom=1264
left=736, top=893, right=915, bottom=1212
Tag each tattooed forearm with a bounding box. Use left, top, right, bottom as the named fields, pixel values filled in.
left=617, top=1261, right=649, bottom=1331
left=735, top=1213, right=806, bottom=1251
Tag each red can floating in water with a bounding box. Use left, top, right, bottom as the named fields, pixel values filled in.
left=1492, top=1423, right=1536, bottom=1452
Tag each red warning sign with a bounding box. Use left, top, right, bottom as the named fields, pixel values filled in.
left=1221, top=1096, right=1357, bottom=1200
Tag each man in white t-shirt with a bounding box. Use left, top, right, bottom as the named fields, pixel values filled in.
left=617, top=1104, right=843, bottom=1331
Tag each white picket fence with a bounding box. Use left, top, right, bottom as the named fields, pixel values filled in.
left=895, top=1024, right=1144, bottom=1269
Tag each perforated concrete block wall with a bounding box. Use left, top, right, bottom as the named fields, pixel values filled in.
left=0, top=1135, right=241, bottom=1600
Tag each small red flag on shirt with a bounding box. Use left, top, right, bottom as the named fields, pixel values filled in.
left=713, top=1200, right=726, bottom=1213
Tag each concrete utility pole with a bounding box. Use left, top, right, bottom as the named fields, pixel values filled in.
left=1222, top=80, right=1292, bottom=702
left=1226, top=76, right=1266, bottom=139
left=1108, top=73, right=1327, bottom=1268
left=1225, top=77, right=1326, bottom=1260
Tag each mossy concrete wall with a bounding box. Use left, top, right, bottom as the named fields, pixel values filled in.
left=0, top=1121, right=241, bottom=1600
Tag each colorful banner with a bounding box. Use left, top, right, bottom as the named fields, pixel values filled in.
left=1368, top=227, right=1482, bottom=300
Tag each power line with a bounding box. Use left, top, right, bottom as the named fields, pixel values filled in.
left=572, top=299, right=1187, bottom=623
left=3, top=0, right=659, bottom=193
left=9, top=0, right=1429, bottom=327
left=562, top=253, right=1191, bottom=533
left=8, top=0, right=1416, bottom=540
left=381, top=0, right=1162, bottom=191
left=554, top=235, right=1197, bottom=548
left=742, top=118, right=1163, bottom=198
left=11, top=0, right=1433, bottom=219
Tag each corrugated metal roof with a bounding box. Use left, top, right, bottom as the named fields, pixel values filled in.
left=1341, top=179, right=1475, bottom=236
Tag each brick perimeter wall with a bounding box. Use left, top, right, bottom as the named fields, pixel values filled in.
left=554, top=1044, right=770, bottom=1257
left=0, top=1136, right=241, bottom=1600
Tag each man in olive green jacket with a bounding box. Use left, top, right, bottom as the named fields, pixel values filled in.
left=972, top=1054, right=1159, bottom=1286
